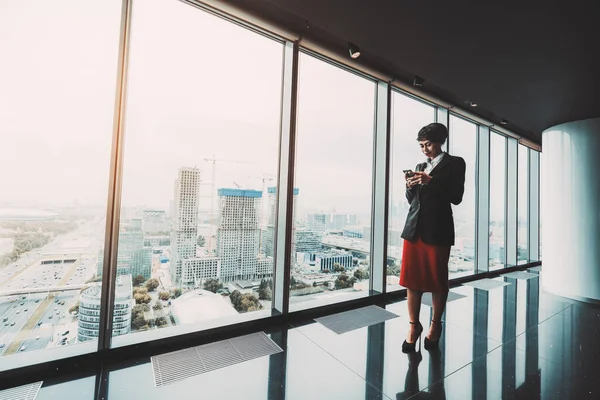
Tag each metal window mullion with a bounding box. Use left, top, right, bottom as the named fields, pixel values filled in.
left=506, top=138, right=518, bottom=266
left=98, top=0, right=132, bottom=351
left=272, top=41, right=299, bottom=314
left=528, top=150, right=540, bottom=261
left=476, top=125, right=490, bottom=273
left=436, top=107, right=450, bottom=152
left=370, top=81, right=390, bottom=293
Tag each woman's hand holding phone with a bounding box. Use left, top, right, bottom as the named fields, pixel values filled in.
left=404, top=170, right=417, bottom=188
left=404, top=170, right=432, bottom=187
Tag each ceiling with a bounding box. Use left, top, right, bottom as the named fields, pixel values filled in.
left=229, top=0, right=600, bottom=142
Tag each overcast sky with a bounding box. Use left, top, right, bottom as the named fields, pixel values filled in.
left=0, top=0, right=511, bottom=224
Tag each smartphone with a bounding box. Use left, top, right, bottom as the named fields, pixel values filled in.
left=403, top=169, right=415, bottom=177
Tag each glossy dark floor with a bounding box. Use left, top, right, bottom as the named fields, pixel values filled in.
left=9, top=270, right=600, bottom=399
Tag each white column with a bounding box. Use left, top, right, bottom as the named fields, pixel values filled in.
left=542, top=117, right=600, bottom=303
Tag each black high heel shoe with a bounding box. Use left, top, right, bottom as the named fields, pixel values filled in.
left=424, top=320, right=443, bottom=350
left=402, top=321, right=423, bottom=353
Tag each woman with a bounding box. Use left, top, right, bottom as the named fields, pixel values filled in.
left=400, top=122, right=465, bottom=353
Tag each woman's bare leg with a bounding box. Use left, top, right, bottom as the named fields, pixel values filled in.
left=406, top=289, right=423, bottom=342
left=428, top=291, right=448, bottom=339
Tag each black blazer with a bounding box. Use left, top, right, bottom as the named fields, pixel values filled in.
left=401, top=154, right=466, bottom=246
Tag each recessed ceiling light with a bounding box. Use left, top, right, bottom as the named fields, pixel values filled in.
left=348, top=42, right=361, bottom=59
left=413, top=76, right=425, bottom=86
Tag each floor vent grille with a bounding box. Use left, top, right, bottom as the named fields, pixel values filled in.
left=421, top=291, right=466, bottom=307
left=463, top=278, right=511, bottom=291
left=0, top=382, right=42, bottom=400
left=151, top=331, right=282, bottom=387
left=315, top=305, right=398, bottom=334
left=501, top=271, right=538, bottom=280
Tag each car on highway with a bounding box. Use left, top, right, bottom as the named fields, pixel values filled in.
left=36, top=336, right=40, bottom=340
left=10, top=322, right=15, bottom=326
left=20, top=345, right=26, bottom=351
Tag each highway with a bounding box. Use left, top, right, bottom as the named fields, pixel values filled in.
left=0, top=219, right=104, bottom=356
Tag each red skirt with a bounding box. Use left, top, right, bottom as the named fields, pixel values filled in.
left=400, top=237, right=451, bottom=292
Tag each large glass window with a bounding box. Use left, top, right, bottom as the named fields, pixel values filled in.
left=387, top=92, right=436, bottom=291
left=112, top=0, right=284, bottom=344
left=517, top=145, right=529, bottom=264
left=0, top=0, right=121, bottom=357
left=290, top=53, right=376, bottom=310
left=448, top=115, right=477, bottom=276
left=489, top=132, right=507, bottom=269
left=539, top=152, right=543, bottom=259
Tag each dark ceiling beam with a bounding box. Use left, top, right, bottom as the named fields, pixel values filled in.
left=190, top=0, right=540, bottom=143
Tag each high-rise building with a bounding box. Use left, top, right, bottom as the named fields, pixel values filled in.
left=294, top=229, right=322, bottom=254
left=170, top=167, right=201, bottom=284
left=347, top=214, right=358, bottom=226
left=307, top=213, right=329, bottom=232
left=182, top=257, right=220, bottom=284
left=77, top=275, right=132, bottom=342
left=331, top=213, right=348, bottom=230
left=314, top=250, right=353, bottom=271
left=262, top=187, right=299, bottom=258
left=142, top=210, right=170, bottom=234
left=216, top=188, right=264, bottom=281
left=97, top=221, right=152, bottom=279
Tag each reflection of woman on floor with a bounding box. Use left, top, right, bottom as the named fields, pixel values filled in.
left=396, top=348, right=446, bottom=400
left=399, top=123, right=466, bottom=353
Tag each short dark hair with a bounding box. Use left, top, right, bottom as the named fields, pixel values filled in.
left=417, top=123, right=448, bottom=144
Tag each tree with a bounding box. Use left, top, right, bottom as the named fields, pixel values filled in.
left=258, top=279, right=272, bottom=300
left=172, top=288, right=182, bottom=298
left=159, top=291, right=171, bottom=301
left=258, top=286, right=272, bottom=300
left=386, top=265, right=400, bottom=276
left=155, top=316, right=168, bottom=327
left=134, top=293, right=152, bottom=304
left=333, top=263, right=345, bottom=272
left=153, top=302, right=163, bottom=311
left=334, top=272, right=357, bottom=290
left=197, top=235, right=206, bottom=247
left=133, top=287, right=148, bottom=295
left=229, top=290, right=262, bottom=313
left=132, top=275, right=145, bottom=287
left=354, top=269, right=370, bottom=280
left=204, top=278, right=223, bottom=293
left=132, top=315, right=146, bottom=330
left=68, top=301, right=80, bottom=314
left=132, top=304, right=147, bottom=315
left=289, top=276, right=307, bottom=290
left=145, top=278, right=160, bottom=292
